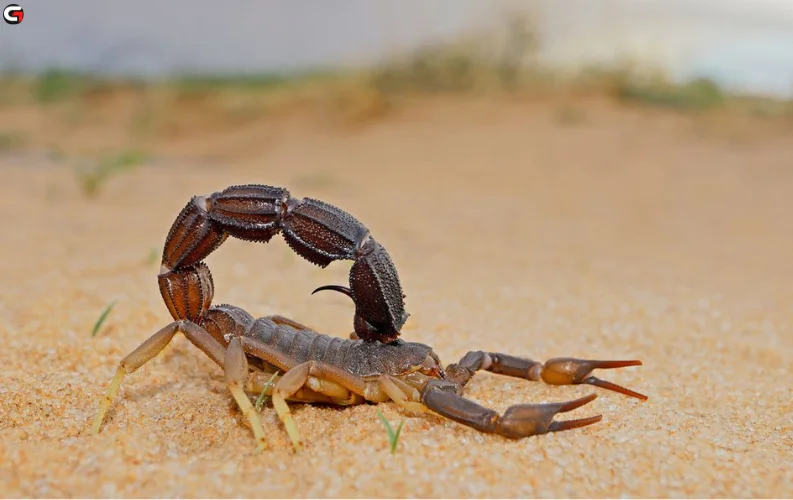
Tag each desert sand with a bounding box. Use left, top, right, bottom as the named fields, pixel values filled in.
left=1, top=98, right=792, bottom=498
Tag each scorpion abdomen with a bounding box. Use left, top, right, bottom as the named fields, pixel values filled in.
left=247, top=317, right=351, bottom=366
left=242, top=312, right=431, bottom=379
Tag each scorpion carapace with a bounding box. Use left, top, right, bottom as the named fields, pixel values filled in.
left=159, top=184, right=408, bottom=343
left=90, top=183, right=647, bottom=453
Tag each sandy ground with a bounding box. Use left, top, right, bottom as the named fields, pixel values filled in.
left=1, top=98, right=792, bottom=498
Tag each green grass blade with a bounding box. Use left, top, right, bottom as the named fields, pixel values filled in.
left=145, top=247, right=159, bottom=265
left=391, top=420, right=405, bottom=454
left=255, top=371, right=280, bottom=412
left=91, top=301, right=117, bottom=337
left=377, top=409, right=404, bottom=454
left=377, top=409, right=394, bottom=437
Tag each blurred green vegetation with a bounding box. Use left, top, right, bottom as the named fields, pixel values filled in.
left=1, top=11, right=791, bottom=114
left=618, top=77, right=726, bottom=111
left=34, top=69, right=108, bottom=103
left=75, top=149, right=147, bottom=198
left=0, top=131, right=27, bottom=151
left=0, top=14, right=787, bottom=99
left=1, top=37, right=789, bottom=116
left=172, top=70, right=339, bottom=93
left=0, top=14, right=791, bottom=163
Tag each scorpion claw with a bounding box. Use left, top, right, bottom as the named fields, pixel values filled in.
left=499, top=393, right=601, bottom=437
left=580, top=375, right=648, bottom=401
left=421, top=381, right=603, bottom=439
left=548, top=414, right=604, bottom=433
left=551, top=391, right=599, bottom=412
left=541, top=357, right=647, bottom=401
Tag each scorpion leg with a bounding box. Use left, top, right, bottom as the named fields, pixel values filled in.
left=445, top=351, right=647, bottom=400
left=245, top=372, right=343, bottom=404
left=90, top=320, right=226, bottom=435
left=225, top=337, right=268, bottom=453
left=270, top=360, right=370, bottom=452
left=237, top=338, right=368, bottom=451
left=377, top=375, right=427, bottom=414
left=421, top=380, right=601, bottom=438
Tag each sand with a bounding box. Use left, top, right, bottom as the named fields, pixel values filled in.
left=1, top=98, right=792, bottom=498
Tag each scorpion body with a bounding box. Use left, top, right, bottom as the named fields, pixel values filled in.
left=240, top=313, right=433, bottom=380
left=91, top=184, right=646, bottom=452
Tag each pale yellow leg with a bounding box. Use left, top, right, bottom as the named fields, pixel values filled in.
left=91, top=321, right=228, bottom=436
left=90, top=366, right=128, bottom=435
left=269, top=360, right=371, bottom=451
left=225, top=337, right=268, bottom=453
left=305, top=376, right=353, bottom=401
left=378, top=375, right=428, bottom=414
left=272, top=362, right=312, bottom=452
left=247, top=372, right=344, bottom=404
left=90, top=322, right=179, bottom=435
left=387, top=375, right=422, bottom=402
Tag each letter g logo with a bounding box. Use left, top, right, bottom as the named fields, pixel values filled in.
left=3, top=4, right=23, bottom=24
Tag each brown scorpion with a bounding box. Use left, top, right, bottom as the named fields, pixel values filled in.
left=90, top=184, right=647, bottom=452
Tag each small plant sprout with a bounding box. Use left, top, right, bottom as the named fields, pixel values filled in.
left=255, top=371, right=280, bottom=412
left=91, top=300, right=117, bottom=337
left=76, top=149, right=146, bottom=198
left=145, top=247, right=159, bottom=265
left=377, top=409, right=405, bottom=454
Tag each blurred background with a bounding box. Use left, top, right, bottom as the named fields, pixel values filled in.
left=5, top=0, right=793, bottom=93
left=2, top=0, right=793, bottom=168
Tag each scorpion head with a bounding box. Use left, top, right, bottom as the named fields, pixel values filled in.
left=419, top=349, right=446, bottom=380
left=313, top=237, right=408, bottom=343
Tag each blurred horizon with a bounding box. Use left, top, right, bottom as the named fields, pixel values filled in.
left=3, top=0, right=793, bottom=98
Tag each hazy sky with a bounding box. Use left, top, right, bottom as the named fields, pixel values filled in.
left=2, top=0, right=793, bottom=97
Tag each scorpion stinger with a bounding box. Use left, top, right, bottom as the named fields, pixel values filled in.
left=311, top=284, right=354, bottom=299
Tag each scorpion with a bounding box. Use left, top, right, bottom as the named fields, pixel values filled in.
left=90, top=184, right=647, bottom=452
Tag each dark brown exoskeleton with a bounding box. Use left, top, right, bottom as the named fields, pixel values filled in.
left=91, top=184, right=646, bottom=452
left=161, top=184, right=407, bottom=343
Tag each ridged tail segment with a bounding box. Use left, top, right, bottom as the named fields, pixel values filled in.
left=158, top=183, right=410, bottom=347
left=208, top=184, right=290, bottom=243
left=281, top=198, right=370, bottom=268
left=158, top=263, right=215, bottom=323
left=162, top=196, right=227, bottom=270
